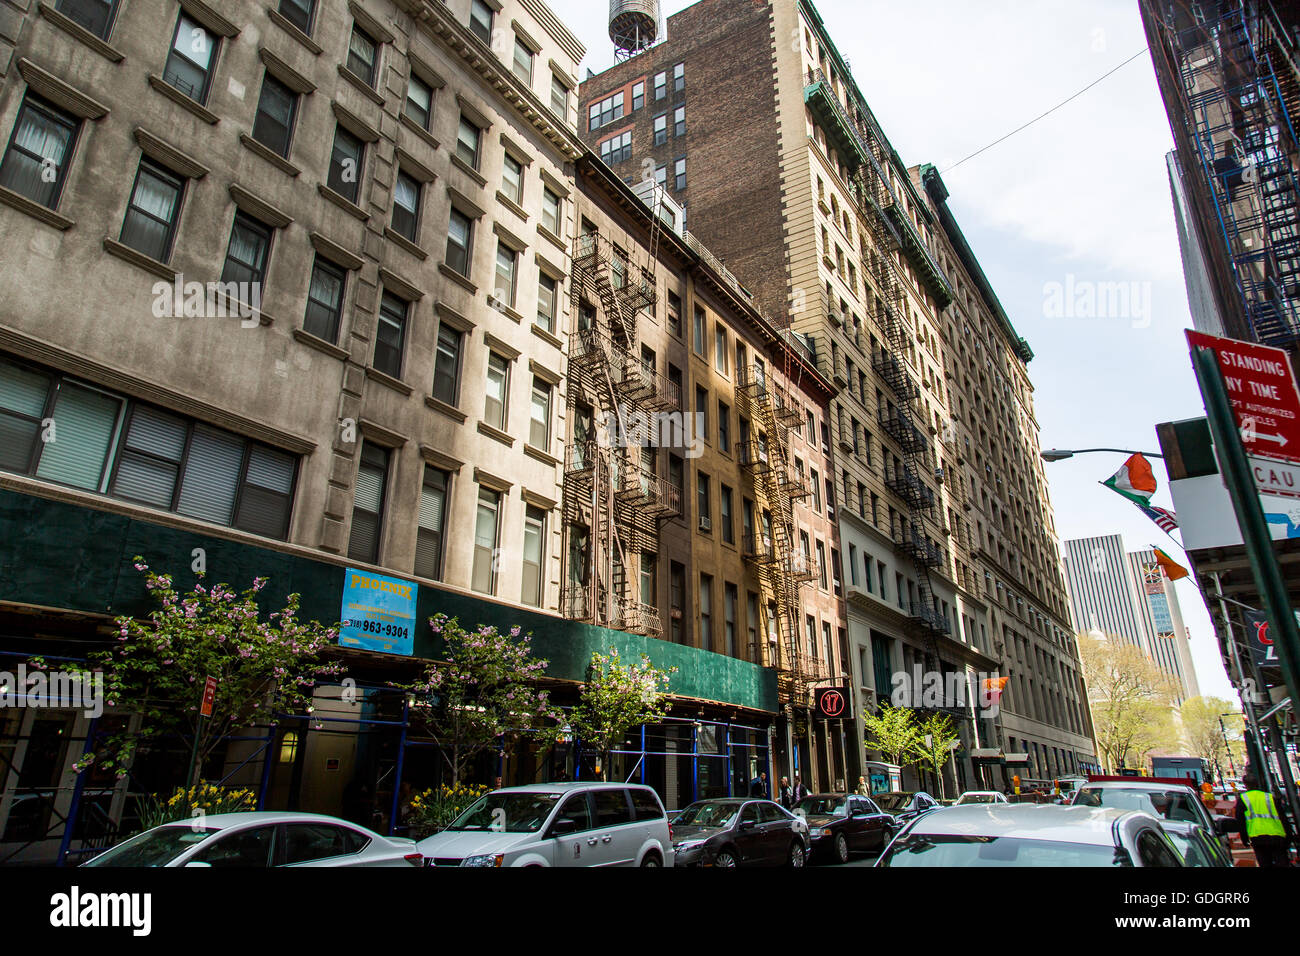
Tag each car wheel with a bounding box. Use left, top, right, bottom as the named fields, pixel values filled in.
left=833, top=832, right=850, bottom=864
left=789, top=841, right=806, bottom=868
left=640, top=852, right=662, bottom=867
left=714, top=848, right=738, bottom=868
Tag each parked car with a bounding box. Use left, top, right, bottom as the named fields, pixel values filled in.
left=82, top=812, right=423, bottom=867
left=793, top=793, right=895, bottom=863
left=416, top=783, right=673, bottom=868
left=1070, top=780, right=1233, bottom=854
left=1162, top=819, right=1234, bottom=867
left=671, top=798, right=809, bottom=868
left=872, top=791, right=940, bottom=825
left=954, top=791, right=1009, bottom=806
left=876, top=804, right=1185, bottom=867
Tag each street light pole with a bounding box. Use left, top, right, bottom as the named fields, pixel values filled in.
left=1041, top=448, right=1166, bottom=462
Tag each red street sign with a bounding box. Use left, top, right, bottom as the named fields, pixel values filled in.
left=815, top=687, right=848, bottom=719
left=1187, top=330, right=1300, bottom=466
left=200, top=676, right=217, bottom=718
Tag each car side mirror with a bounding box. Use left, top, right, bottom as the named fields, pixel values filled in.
left=739, top=820, right=757, bottom=831
left=550, top=818, right=578, bottom=837
left=1213, top=815, right=1237, bottom=835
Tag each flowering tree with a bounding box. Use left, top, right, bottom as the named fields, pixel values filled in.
left=396, top=614, right=560, bottom=784
left=84, top=558, right=342, bottom=783
left=569, top=649, right=676, bottom=781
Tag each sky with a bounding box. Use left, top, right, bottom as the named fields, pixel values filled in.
left=544, top=0, right=1235, bottom=699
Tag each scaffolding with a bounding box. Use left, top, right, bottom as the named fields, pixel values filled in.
left=1152, top=0, right=1300, bottom=347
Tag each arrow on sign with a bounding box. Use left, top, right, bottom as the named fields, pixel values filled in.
left=1254, top=433, right=1290, bottom=447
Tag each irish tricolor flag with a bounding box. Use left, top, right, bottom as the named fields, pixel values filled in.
left=1101, top=453, right=1158, bottom=506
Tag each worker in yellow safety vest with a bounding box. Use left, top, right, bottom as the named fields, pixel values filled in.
left=1233, top=771, right=1293, bottom=867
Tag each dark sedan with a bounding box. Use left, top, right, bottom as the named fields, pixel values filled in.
left=794, top=794, right=897, bottom=863
left=872, top=791, right=940, bottom=826
left=671, top=799, right=810, bottom=867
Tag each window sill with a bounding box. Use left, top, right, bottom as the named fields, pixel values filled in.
left=489, top=298, right=524, bottom=324
left=477, top=421, right=515, bottom=447
left=147, top=74, right=219, bottom=125
left=399, top=112, right=440, bottom=151
left=365, top=365, right=413, bottom=396
left=449, top=154, right=488, bottom=189
left=495, top=191, right=529, bottom=221
left=0, top=186, right=74, bottom=230
left=266, top=8, right=323, bottom=55
left=524, top=443, right=559, bottom=466
left=530, top=323, right=562, bottom=350
left=337, top=65, right=385, bottom=106
left=438, top=263, right=477, bottom=295
left=239, top=132, right=301, bottom=177
left=102, top=237, right=175, bottom=280
left=384, top=227, right=428, bottom=261
left=425, top=395, right=467, bottom=424
left=537, top=224, right=566, bottom=253
left=37, top=2, right=125, bottom=62
left=293, top=328, right=349, bottom=360
left=317, top=184, right=369, bottom=221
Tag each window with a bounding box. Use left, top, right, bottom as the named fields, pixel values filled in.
left=696, top=471, right=711, bottom=527
left=373, top=292, right=408, bottom=379
left=588, top=92, right=625, bottom=131
left=725, top=583, right=738, bottom=657
left=252, top=73, right=298, bottom=158
left=654, top=164, right=666, bottom=187
left=303, top=257, right=346, bottom=344
left=599, top=131, right=631, bottom=165
left=55, top=0, right=120, bottom=38
left=541, top=188, right=561, bottom=235
left=673, top=62, right=685, bottom=92
left=746, top=592, right=759, bottom=661
left=512, top=36, right=534, bottom=85
left=714, top=326, right=727, bottom=373
left=455, top=116, right=481, bottom=169
left=502, top=153, right=524, bottom=205
left=447, top=204, right=473, bottom=273
left=0, top=95, right=79, bottom=209
left=415, top=466, right=449, bottom=580
left=670, top=561, right=686, bottom=644
left=667, top=291, right=681, bottom=336
left=700, top=575, right=713, bottom=650
left=120, top=158, right=184, bottom=263
left=810, top=467, right=821, bottom=512
left=693, top=306, right=706, bottom=356
left=674, top=157, right=686, bottom=192
left=639, top=552, right=656, bottom=608
left=529, top=376, right=551, bottom=449
left=469, top=0, right=493, bottom=44
left=221, top=213, right=272, bottom=289
left=632, top=81, right=645, bottom=112
left=347, top=441, right=388, bottom=562
left=391, top=170, right=421, bottom=242
left=550, top=74, right=569, bottom=118
left=695, top=385, right=709, bottom=443
left=494, top=241, right=518, bottom=308
left=432, top=322, right=463, bottom=406
left=717, top=401, right=730, bottom=453
left=536, top=273, right=558, bottom=333
left=674, top=106, right=685, bottom=138
left=720, top=484, right=734, bottom=544
left=164, top=13, right=218, bottom=103
left=653, top=71, right=667, bottom=100
left=522, top=505, right=546, bottom=607
left=485, top=352, right=509, bottom=430
left=472, top=486, right=501, bottom=594
left=346, top=23, right=378, bottom=87
left=405, top=73, right=433, bottom=131
left=328, top=125, right=364, bottom=203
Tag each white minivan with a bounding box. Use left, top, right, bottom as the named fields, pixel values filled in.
left=417, top=782, right=675, bottom=867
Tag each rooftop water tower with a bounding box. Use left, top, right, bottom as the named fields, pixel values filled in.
left=609, top=0, right=660, bottom=60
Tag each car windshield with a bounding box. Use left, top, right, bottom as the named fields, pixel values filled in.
left=796, top=797, right=847, bottom=816
left=880, top=835, right=1131, bottom=867
left=675, top=802, right=741, bottom=828
left=957, top=794, right=1000, bottom=805
left=1165, top=830, right=1220, bottom=867
left=873, top=794, right=912, bottom=811
left=1074, top=788, right=1202, bottom=823
left=83, top=825, right=219, bottom=867
left=447, top=793, right=561, bottom=833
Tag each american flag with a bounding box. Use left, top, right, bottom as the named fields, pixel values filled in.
left=1135, top=502, right=1179, bottom=535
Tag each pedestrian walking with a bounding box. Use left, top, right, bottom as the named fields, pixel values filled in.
left=778, top=776, right=794, bottom=810
left=750, top=772, right=768, bottom=798
left=855, top=776, right=870, bottom=796
left=1234, top=771, right=1294, bottom=867
left=793, top=774, right=809, bottom=803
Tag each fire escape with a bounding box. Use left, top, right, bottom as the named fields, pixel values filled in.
left=562, top=225, right=681, bottom=638
left=1156, top=0, right=1300, bottom=347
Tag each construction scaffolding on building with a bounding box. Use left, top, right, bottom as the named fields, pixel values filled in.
left=1149, top=0, right=1300, bottom=348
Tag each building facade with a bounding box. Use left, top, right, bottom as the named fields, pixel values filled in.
left=578, top=0, right=1096, bottom=792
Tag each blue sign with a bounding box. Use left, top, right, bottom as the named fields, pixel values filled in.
left=339, top=569, right=418, bottom=656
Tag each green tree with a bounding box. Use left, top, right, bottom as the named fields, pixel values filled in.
left=862, top=703, right=920, bottom=767
left=910, top=712, right=960, bottom=800
left=1078, top=633, right=1180, bottom=773
left=1180, top=697, right=1246, bottom=780
left=569, top=649, right=676, bottom=781
left=82, top=559, right=342, bottom=783
left=396, top=614, right=560, bottom=783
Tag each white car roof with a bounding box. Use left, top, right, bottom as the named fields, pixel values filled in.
left=157, top=812, right=374, bottom=832
left=904, top=804, right=1147, bottom=845
left=491, top=782, right=653, bottom=794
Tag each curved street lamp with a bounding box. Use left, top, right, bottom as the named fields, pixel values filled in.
left=1040, top=447, right=1165, bottom=463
